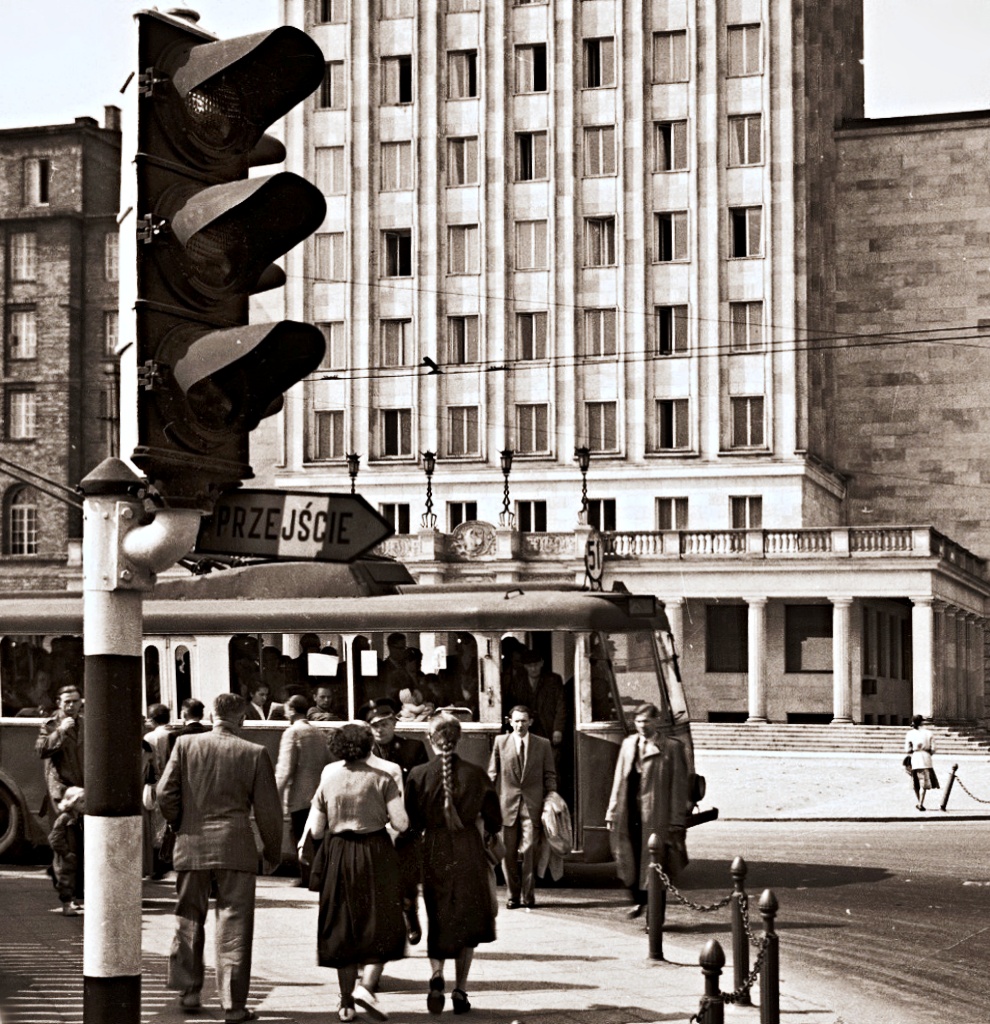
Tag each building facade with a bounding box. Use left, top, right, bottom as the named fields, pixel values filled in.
left=0, top=110, right=121, bottom=590
left=260, top=0, right=990, bottom=726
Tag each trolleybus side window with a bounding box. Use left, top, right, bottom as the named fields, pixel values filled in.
left=144, top=646, right=161, bottom=707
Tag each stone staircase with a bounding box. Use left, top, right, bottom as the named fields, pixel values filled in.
left=690, top=722, right=990, bottom=756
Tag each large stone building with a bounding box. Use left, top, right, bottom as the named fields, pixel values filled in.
left=256, top=0, right=990, bottom=727
left=0, top=110, right=121, bottom=590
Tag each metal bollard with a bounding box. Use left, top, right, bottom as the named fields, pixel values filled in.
left=759, top=889, right=779, bottom=1024
left=940, top=763, right=958, bottom=811
left=647, top=833, right=667, bottom=960
left=698, top=939, right=725, bottom=1024
left=730, top=856, right=752, bottom=1004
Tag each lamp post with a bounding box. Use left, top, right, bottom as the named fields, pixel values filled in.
left=346, top=452, right=360, bottom=494
left=421, top=450, right=437, bottom=529
left=499, top=448, right=514, bottom=527
left=575, top=446, right=591, bottom=524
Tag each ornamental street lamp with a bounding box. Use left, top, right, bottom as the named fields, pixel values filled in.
left=346, top=452, right=360, bottom=494
left=499, top=448, right=515, bottom=527
left=421, top=450, right=437, bottom=529
left=575, top=446, right=591, bottom=524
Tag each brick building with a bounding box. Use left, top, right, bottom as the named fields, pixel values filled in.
left=0, top=109, right=121, bottom=590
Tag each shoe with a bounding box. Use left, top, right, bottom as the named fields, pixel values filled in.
left=918, top=804, right=926, bottom=811
left=179, top=991, right=202, bottom=1012
left=61, top=904, right=83, bottom=917
left=354, top=984, right=388, bottom=1021
left=506, top=897, right=521, bottom=910
left=626, top=904, right=645, bottom=919
left=338, top=1008, right=355, bottom=1023
left=224, top=1010, right=258, bottom=1023
left=524, top=898, right=536, bottom=909
left=427, top=974, right=445, bottom=1015
left=451, top=989, right=471, bottom=1015
left=404, top=901, right=422, bottom=945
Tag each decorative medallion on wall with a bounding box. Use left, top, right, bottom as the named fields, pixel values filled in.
left=447, top=520, right=497, bottom=560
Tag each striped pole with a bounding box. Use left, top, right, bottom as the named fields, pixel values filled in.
left=80, top=459, right=148, bottom=1024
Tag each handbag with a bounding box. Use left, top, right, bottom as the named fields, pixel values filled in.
left=305, top=835, right=327, bottom=892
left=158, top=825, right=176, bottom=864
left=902, top=754, right=912, bottom=769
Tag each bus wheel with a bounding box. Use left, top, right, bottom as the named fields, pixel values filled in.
left=0, top=785, right=23, bottom=858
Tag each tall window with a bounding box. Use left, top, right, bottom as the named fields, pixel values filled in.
left=8, top=489, right=38, bottom=555
left=515, top=220, right=548, bottom=270
left=654, top=305, right=688, bottom=355
left=728, top=114, right=762, bottom=165
left=730, top=207, right=762, bottom=257
left=381, top=55, right=413, bottom=104
left=653, top=31, right=688, bottom=83
left=381, top=408, right=412, bottom=456
left=656, top=496, right=689, bottom=530
left=448, top=501, right=478, bottom=530
left=655, top=398, right=690, bottom=450
left=315, top=232, right=346, bottom=280
left=448, top=316, right=479, bottom=364
left=516, top=312, right=548, bottom=359
left=448, top=225, right=480, bottom=274
left=517, top=500, right=547, bottom=532
left=515, top=44, right=548, bottom=93
left=103, top=310, right=119, bottom=357
left=319, top=62, right=346, bottom=108
left=316, top=146, right=346, bottom=194
left=24, top=157, right=51, bottom=206
left=382, top=230, right=412, bottom=277
left=706, top=605, right=748, bottom=672
left=381, top=319, right=412, bottom=366
left=727, top=24, right=762, bottom=77
left=8, top=390, right=37, bottom=440
left=583, top=38, right=615, bottom=88
left=587, top=498, right=616, bottom=531
left=515, top=131, right=548, bottom=181
left=654, top=121, right=688, bottom=171
left=448, top=137, right=478, bottom=185
left=11, top=233, right=37, bottom=281
left=448, top=51, right=479, bottom=98
left=382, top=0, right=413, bottom=16
left=731, top=397, right=765, bottom=448
left=730, top=495, right=762, bottom=529
left=9, top=310, right=37, bottom=360
left=380, top=503, right=411, bottom=534
left=730, top=301, right=763, bottom=351
left=516, top=404, right=549, bottom=453
left=318, top=0, right=346, bottom=22
left=311, top=410, right=345, bottom=461
left=381, top=141, right=413, bottom=191
left=656, top=212, right=688, bottom=261
left=447, top=406, right=479, bottom=456
left=105, top=232, right=119, bottom=282
left=584, top=125, right=616, bottom=176
left=585, top=217, right=617, bottom=267
left=586, top=401, right=617, bottom=451
left=785, top=605, right=833, bottom=673
left=318, top=321, right=346, bottom=369
left=582, top=309, right=617, bottom=357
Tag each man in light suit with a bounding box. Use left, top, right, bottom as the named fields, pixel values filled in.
left=487, top=704, right=557, bottom=909
left=158, top=692, right=282, bottom=1024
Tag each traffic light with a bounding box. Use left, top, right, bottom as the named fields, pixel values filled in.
left=133, top=10, right=328, bottom=507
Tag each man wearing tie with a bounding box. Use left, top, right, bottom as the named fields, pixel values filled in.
left=488, top=705, right=557, bottom=909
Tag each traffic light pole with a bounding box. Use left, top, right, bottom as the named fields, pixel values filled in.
left=79, top=459, right=200, bottom=1024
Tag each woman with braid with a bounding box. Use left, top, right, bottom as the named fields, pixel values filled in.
left=404, top=712, right=502, bottom=1015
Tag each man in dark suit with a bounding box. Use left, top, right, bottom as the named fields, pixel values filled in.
left=157, top=693, right=282, bottom=1024
left=487, top=704, right=557, bottom=909
left=167, top=698, right=209, bottom=757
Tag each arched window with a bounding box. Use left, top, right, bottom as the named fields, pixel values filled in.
left=7, top=487, right=38, bottom=555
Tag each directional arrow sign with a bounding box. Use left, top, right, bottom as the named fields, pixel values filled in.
left=196, top=489, right=394, bottom=563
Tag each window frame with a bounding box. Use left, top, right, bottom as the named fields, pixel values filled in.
left=730, top=301, right=763, bottom=352
left=706, top=605, right=748, bottom=673
left=447, top=50, right=479, bottom=99
left=448, top=225, right=480, bottom=275
left=654, top=305, right=689, bottom=356
left=727, top=24, right=762, bottom=78
left=310, top=409, right=346, bottom=462
left=10, top=233, right=37, bottom=282
left=380, top=319, right=412, bottom=368
left=316, top=145, right=347, bottom=194
left=514, top=43, right=548, bottom=94
left=105, top=232, right=119, bottom=282
left=585, top=400, right=618, bottom=453
left=516, top=499, right=548, bottom=533
left=447, top=316, right=479, bottom=364
left=319, top=61, right=346, bottom=109
left=447, top=501, right=479, bottom=531
left=318, top=0, right=346, bottom=23
left=655, top=398, right=690, bottom=451
left=653, top=30, right=688, bottom=84
left=381, top=0, right=413, bottom=17
left=315, top=232, right=346, bottom=281
left=582, top=37, right=615, bottom=89
left=655, top=211, right=689, bottom=262
left=728, top=114, right=762, bottom=166
left=730, top=495, right=763, bottom=529
left=515, top=403, right=550, bottom=454
left=380, top=408, right=413, bottom=457
left=381, top=141, right=414, bottom=191
left=24, top=157, right=51, bottom=206
left=730, top=396, right=765, bottom=448
left=381, top=54, right=414, bottom=104
left=317, top=321, right=346, bottom=370
left=583, top=124, right=617, bottom=177
left=654, top=120, right=688, bottom=172
left=448, top=136, right=479, bottom=186
left=380, top=502, right=411, bottom=535
left=582, top=308, right=617, bottom=358
left=515, top=312, right=548, bottom=360
left=7, top=388, right=38, bottom=441
left=784, top=604, right=834, bottom=674
left=585, top=216, right=617, bottom=267
left=586, top=497, right=616, bottom=531
left=382, top=229, right=413, bottom=278
left=656, top=496, right=689, bottom=531
left=515, top=130, right=549, bottom=182
left=103, top=310, right=119, bottom=358
left=446, top=405, right=480, bottom=457
left=515, top=219, right=549, bottom=271
left=7, top=488, right=39, bottom=556
left=729, top=207, right=763, bottom=258
left=9, top=309, right=38, bottom=361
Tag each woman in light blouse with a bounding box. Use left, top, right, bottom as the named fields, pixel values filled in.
left=300, top=722, right=409, bottom=1023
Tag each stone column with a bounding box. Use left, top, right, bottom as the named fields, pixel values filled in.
left=830, top=598, right=853, bottom=724
left=910, top=597, right=935, bottom=721
left=665, top=598, right=685, bottom=653
left=746, top=597, right=768, bottom=723
left=943, top=606, right=959, bottom=721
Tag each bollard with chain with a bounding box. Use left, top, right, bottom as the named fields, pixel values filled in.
left=697, top=939, right=725, bottom=1024
left=759, top=889, right=779, bottom=1024
left=647, top=833, right=667, bottom=960
left=940, top=763, right=958, bottom=811
left=730, top=856, right=752, bottom=1005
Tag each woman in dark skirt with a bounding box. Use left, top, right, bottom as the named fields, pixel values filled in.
left=300, top=722, right=409, bottom=1022
left=405, top=712, right=503, bottom=1015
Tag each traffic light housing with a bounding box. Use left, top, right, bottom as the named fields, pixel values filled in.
left=133, top=11, right=328, bottom=507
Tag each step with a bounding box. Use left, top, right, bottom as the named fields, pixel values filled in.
left=689, top=723, right=990, bottom=755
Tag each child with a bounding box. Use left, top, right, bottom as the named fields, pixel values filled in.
left=49, top=785, right=85, bottom=916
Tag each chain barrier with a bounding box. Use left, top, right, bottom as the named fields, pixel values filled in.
left=954, top=774, right=990, bottom=805
left=688, top=936, right=771, bottom=1023
left=650, top=861, right=734, bottom=913
left=735, top=890, right=764, bottom=948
